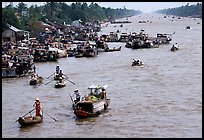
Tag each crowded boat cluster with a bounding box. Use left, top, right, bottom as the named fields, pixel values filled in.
left=2, top=17, right=174, bottom=78
left=5, top=12, right=197, bottom=128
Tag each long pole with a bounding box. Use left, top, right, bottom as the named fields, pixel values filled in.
left=69, top=93, right=74, bottom=104
left=15, top=108, right=35, bottom=122
left=45, top=79, right=55, bottom=85
left=47, top=73, right=55, bottom=79
left=64, top=77, right=75, bottom=85
left=43, top=110, right=57, bottom=121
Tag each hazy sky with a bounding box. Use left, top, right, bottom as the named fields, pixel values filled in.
left=2, top=2, right=201, bottom=13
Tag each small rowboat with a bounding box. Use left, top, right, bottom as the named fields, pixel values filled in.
left=17, top=115, right=43, bottom=127
left=55, top=81, right=66, bottom=88
left=30, top=76, right=43, bottom=85
left=54, top=74, right=65, bottom=80
left=170, top=46, right=179, bottom=51
left=132, top=61, right=143, bottom=66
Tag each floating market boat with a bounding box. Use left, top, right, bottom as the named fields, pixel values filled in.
left=73, top=85, right=110, bottom=118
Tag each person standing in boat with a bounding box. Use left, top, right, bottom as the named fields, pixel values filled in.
left=33, top=97, right=41, bottom=117
left=72, top=89, right=81, bottom=103
left=94, top=86, right=100, bottom=98
left=33, top=65, right=36, bottom=73
left=59, top=69, right=64, bottom=78
left=56, top=65, right=60, bottom=74
left=173, top=43, right=179, bottom=49
left=99, top=88, right=106, bottom=99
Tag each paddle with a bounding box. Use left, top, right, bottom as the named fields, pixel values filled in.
left=47, top=73, right=55, bottom=79
left=63, top=74, right=69, bottom=79
left=42, top=110, right=57, bottom=121
left=45, top=79, right=55, bottom=85
left=15, top=108, right=35, bottom=122
left=69, top=93, right=74, bottom=104
left=64, top=78, right=76, bottom=85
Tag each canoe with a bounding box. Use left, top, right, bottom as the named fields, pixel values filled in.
left=17, top=116, right=43, bottom=127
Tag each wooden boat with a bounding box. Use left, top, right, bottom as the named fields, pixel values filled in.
left=2, top=67, right=17, bottom=78
left=47, top=48, right=59, bottom=61
left=105, top=46, right=122, bottom=52
left=170, top=46, right=179, bottom=51
left=30, top=75, right=43, bottom=85
left=54, top=73, right=64, bottom=80
left=132, top=40, right=159, bottom=49
left=17, top=115, right=43, bottom=127
left=33, top=48, right=48, bottom=62
left=125, top=42, right=132, bottom=48
left=74, top=44, right=86, bottom=58
left=132, top=59, right=143, bottom=66
left=73, top=85, right=110, bottom=118
left=119, top=33, right=129, bottom=42
left=132, top=61, right=143, bottom=66
left=83, top=45, right=98, bottom=57
left=54, top=80, right=66, bottom=88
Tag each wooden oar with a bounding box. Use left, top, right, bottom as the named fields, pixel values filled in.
left=69, top=93, right=74, bottom=104
left=64, top=78, right=76, bottom=85
left=43, top=110, right=57, bottom=121
left=15, top=108, right=35, bottom=122
left=63, top=74, right=69, bottom=79
left=47, top=73, right=55, bottom=79
left=45, top=79, right=55, bottom=85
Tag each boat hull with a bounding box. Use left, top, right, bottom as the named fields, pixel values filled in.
left=18, top=116, right=43, bottom=127
left=74, top=99, right=110, bottom=118
left=55, top=83, right=66, bottom=88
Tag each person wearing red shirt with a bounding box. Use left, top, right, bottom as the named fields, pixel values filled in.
left=33, top=97, right=41, bottom=117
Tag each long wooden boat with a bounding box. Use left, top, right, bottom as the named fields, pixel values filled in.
left=105, top=46, right=122, bottom=52
left=73, top=85, right=110, bottom=118
left=132, top=40, right=159, bottom=49
left=17, top=116, right=43, bottom=127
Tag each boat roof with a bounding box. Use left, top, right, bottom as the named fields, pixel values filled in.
left=88, top=85, right=108, bottom=90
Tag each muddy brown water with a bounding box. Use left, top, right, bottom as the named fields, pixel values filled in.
left=2, top=14, right=202, bottom=138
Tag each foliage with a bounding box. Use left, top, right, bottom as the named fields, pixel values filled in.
left=2, top=7, right=20, bottom=32
left=155, top=3, right=202, bottom=18
left=2, top=2, right=142, bottom=32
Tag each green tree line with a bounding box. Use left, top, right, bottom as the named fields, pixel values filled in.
left=155, top=3, right=202, bottom=18
left=2, top=2, right=142, bottom=32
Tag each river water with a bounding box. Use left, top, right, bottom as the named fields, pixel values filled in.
left=2, top=14, right=202, bottom=138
